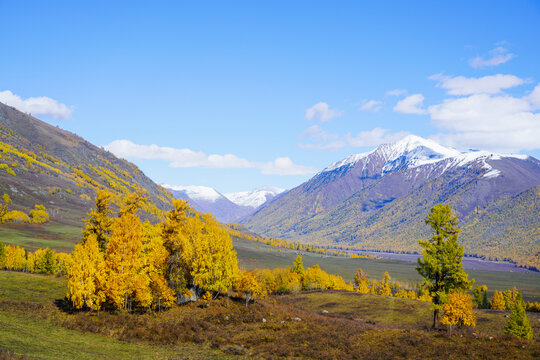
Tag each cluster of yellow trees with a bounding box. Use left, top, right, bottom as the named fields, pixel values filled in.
left=234, top=255, right=353, bottom=305
left=352, top=268, right=432, bottom=301
left=489, top=287, right=532, bottom=311
left=0, top=242, right=69, bottom=274
left=67, top=191, right=238, bottom=311
left=0, top=194, right=49, bottom=224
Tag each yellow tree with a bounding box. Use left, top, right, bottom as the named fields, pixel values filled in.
left=354, top=268, right=370, bottom=293
left=140, top=221, right=175, bottom=309
left=191, top=214, right=238, bottom=295
left=67, top=235, right=106, bottom=310
left=236, top=269, right=266, bottom=306
left=441, top=292, right=476, bottom=332
left=378, top=272, right=392, bottom=296
left=29, top=204, right=49, bottom=223
left=490, top=290, right=506, bottom=310
left=104, top=211, right=145, bottom=310
left=0, top=194, right=12, bottom=223
left=83, top=190, right=113, bottom=252
left=162, top=199, right=193, bottom=295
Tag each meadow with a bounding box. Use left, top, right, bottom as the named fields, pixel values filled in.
left=233, top=237, right=540, bottom=301
left=0, top=270, right=538, bottom=359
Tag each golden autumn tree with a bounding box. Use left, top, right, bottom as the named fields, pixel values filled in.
left=441, top=292, right=476, bottom=331
left=29, top=204, right=49, bottom=223
left=490, top=290, right=506, bottom=310
left=103, top=197, right=146, bottom=310
left=67, top=235, right=106, bottom=310
left=162, top=200, right=238, bottom=298
left=0, top=194, right=12, bottom=223
left=83, top=190, right=113, bottom=252
left=191, top=213, right=238, bottom=295
left=162, top=199, right=192, bottom=295
left=236, top=269, right=266, bottom=306
left=354, top=268, right=370, bottom=294
left=378, top=272, right=392, bottom=296
left=292, top=254, right=305, bottom=276
left=140, top=221, right=175, bottom=309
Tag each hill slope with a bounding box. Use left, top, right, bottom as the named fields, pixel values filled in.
left=244, top=135, right=540, bottom=269
left=0, top=102, right=173, bottom=230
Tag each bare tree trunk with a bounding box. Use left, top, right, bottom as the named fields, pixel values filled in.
left=432, top=309, right=439, bottom=329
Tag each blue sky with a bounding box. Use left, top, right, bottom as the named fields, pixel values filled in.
left=1, top=1, right=539, bottom=192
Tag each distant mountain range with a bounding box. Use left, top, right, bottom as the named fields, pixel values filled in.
left=163, top=184, right=284, bottom=223
left=244, top=135, right=540, bottom=269
left=0, top=102, right=174, bottom=229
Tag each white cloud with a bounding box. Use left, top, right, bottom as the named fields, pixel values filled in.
left=393, top=94, right=426, bottom=114
left=305, top=102, right=343, bottom=122
left=427, top=89, right=540, bottom=152
left=261, top=157, right=315, bottom=175
left=429, top=74, right=525, bottom=95
left=0, top=90, right=74, bottom=120
left=469, top=46, right=515, bottom=68
left=105, top=139, right=315, bottom=175
left=386, top=89, right=407, bottom=97
left=359, top=100, right=382, bottom=112
left=300, top=125, right=408, bottom=150
left=527, top=84, right=540, bottom=110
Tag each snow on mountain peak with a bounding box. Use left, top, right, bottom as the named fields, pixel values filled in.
left=322, top=134, right=530, bottom=178
left=225, top=186, right=285, bottom=208
left=162, top=184, right=223, bottom=202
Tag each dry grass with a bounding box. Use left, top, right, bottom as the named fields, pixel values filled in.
left=1, top=270, right=539, bottom=359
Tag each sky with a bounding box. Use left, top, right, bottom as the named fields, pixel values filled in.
left=1, top=1, right=539, bottom=193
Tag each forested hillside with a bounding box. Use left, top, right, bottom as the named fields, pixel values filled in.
left=0, top=102, right=173, bottom=230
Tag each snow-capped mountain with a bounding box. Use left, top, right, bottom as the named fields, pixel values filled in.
left=322, top=135, right=527, bottom=178
left=225, top=186, right=285, bottom=208
left=244, top=135, right=540, bottom=269
left=163, top=184, right=285, bottom=224
left=164, top=185, right=224, bottom=202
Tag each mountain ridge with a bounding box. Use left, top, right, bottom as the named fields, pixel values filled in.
left=244, top=135, right=540, bottom=269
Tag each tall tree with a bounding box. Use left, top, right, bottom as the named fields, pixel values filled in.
left=416, top=204, right=474, bottom=328
left=0, top=194, right=11, bottom=223
left=292, top=254, right=305, bottom=276
left=67, top=235, right=106, bottom=310
left=82, top=190, right=113, bottom=252
left=354, top=268, right=369, bottom=294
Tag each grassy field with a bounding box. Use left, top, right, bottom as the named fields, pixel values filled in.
left=0, top=222, right=80, bottom=252
left=233, top=237, right=540, bottom=301
left=279, top=291, right=540, bottom=337
left=0, top=272, right=234, bottom=360
left=0, top=271, right=538, bottom=359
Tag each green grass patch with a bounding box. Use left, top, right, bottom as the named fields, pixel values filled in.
left=0, top=311, right=230, bottom=360
left=0, top=271, right=66, bottom=304
left=0, top=223, right=80, bottom=251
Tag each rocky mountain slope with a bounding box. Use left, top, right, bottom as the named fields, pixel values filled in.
left=244, top=135, right=540, bottom=269
left=0, top=102, right=174, bottom=228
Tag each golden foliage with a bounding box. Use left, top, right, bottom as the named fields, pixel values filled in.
left=490, top=290, right=506, bottom=310
left=441, top=292, right=476, bottom=327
